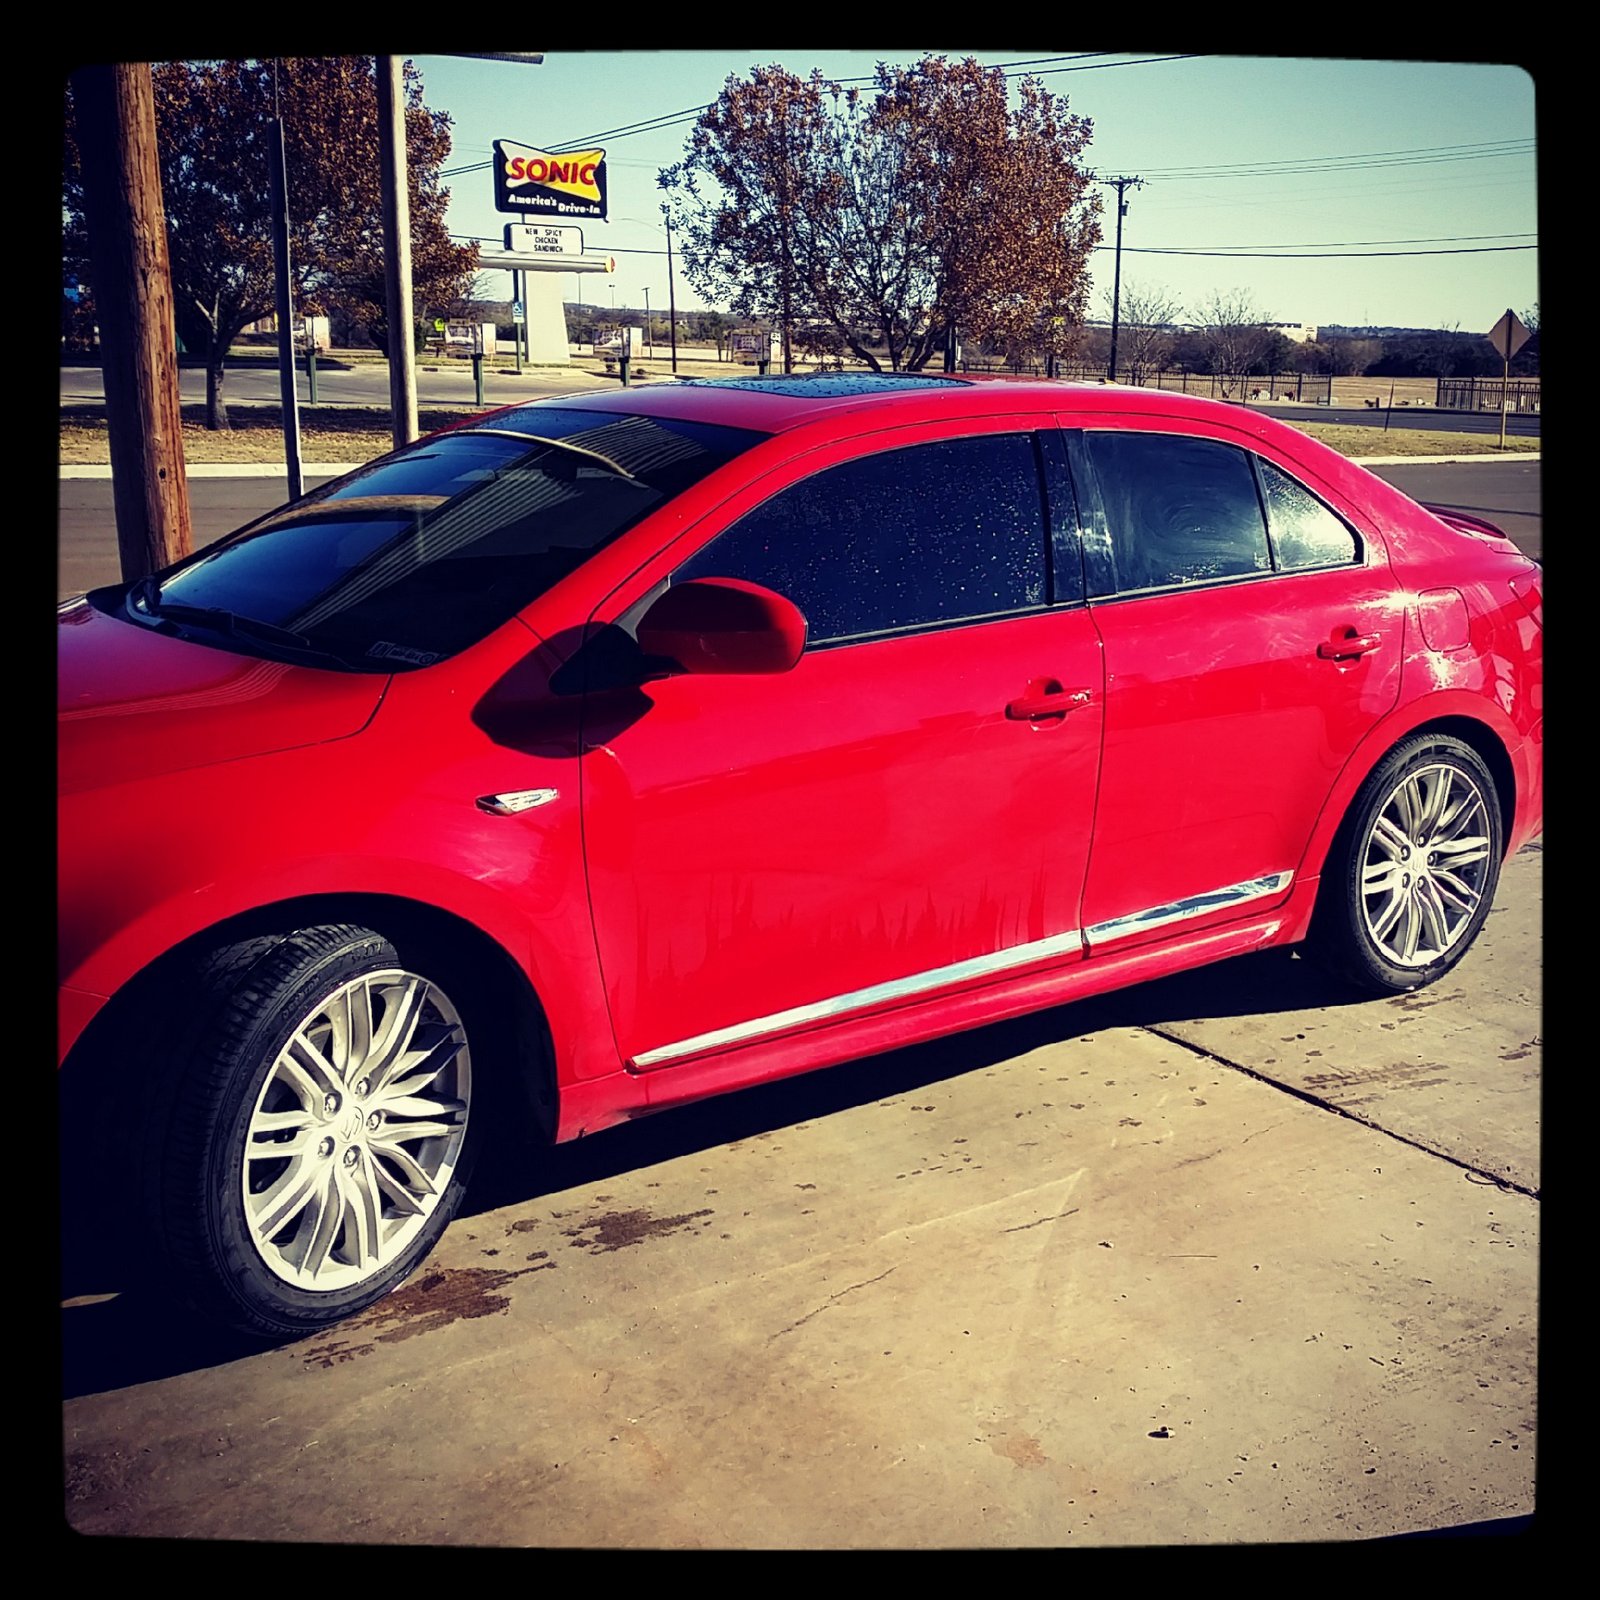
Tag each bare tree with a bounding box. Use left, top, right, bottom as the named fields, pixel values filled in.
left=1195, top=288, right=1274, bottom=397
left=1101, top=280, right=1183, bottom=385
left=661, top=57, right=1100, bottom=374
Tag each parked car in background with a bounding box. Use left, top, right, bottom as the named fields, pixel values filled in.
left=58, top=374, right=1543, bottom=1337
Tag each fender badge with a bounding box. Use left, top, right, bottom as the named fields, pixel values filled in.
left=476, top=788, right=560, bottom=815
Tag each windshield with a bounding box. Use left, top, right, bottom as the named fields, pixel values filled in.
left=114, top=407, right=767, bottom=671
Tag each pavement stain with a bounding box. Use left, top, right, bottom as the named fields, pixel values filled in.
left=990, top=1432, right=1050, bottom=1469
left=1301, top=1062, right=1456, bottom=1094
left=1386, top=989, right=1464, bottom=1012
left=298, top=1263, right=553, bottom=1369
left=562, top=1206, right=716, bottom=1255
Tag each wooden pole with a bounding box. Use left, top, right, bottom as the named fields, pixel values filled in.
left=72, top=63, right=192, bottom=582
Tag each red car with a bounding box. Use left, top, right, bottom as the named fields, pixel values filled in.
left=58, top=375, right=1543, bottom=1337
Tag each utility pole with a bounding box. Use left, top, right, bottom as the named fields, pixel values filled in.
left=663, top=204, right=678, bottom=374
left=377, top=56, right=418, bottom=448
left=72, top=63, right=192, bottom=581
left=1099, top=175, right=1143, bottom=382
left=268, top=62, right=303, bottom=500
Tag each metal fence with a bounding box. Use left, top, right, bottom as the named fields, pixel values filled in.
left=957, top=359, right=1332, bottom=405
left=1436, top=377, right=1541, bottom=415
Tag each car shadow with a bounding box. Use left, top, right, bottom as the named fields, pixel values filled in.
left=59, top=946, right=1363, bottom=1400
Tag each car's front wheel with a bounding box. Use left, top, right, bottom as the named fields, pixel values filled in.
left=1311, top=734, right=1503, bottom=995
left=154, top=924, right=478, bottom=1339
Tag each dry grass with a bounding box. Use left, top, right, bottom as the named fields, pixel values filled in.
left=1288, top=421, right=1539, bottom=457
left=58, top=399, right=1540, bottom=468
left=59, top=403, right=484, bottom=465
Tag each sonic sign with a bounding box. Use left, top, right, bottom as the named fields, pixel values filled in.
left=493, top=139, right=608, bottom=220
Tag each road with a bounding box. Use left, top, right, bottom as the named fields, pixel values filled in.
left=56, top=458, right=1543, bottom=602
left=61, top=361, right=619, bottom=415
left=1242, top=401, right=1539, bottom=439
left=60, top=365, right=1541, bottom=438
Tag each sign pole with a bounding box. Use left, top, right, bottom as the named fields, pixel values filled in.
left=1482, top=308, right=1530, bottom=452
left=1499, top=307, right=1511, bottom=452
left=268, top=108, right=304, bottom=500
left=377, top=56, right=418, bottom=447
left=663, top=207, right=678, bottom=374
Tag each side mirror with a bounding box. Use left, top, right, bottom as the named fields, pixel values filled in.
left=636, top=577, right=807, bottom=676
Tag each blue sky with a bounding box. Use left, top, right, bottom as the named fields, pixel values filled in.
left=412, top=51, right=1538, bottom=334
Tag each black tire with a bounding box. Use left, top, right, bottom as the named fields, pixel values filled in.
left=152, top=924, right=480, bottom=1339
left=1309, top=734, right=1504, bottom=995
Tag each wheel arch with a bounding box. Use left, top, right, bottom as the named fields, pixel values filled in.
left=1299, top=704, right=1519, bottom=894
left=61, top=892, right=560, bottom=1162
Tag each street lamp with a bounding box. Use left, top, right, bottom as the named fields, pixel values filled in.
left=662, top=202, right=678, bottom=374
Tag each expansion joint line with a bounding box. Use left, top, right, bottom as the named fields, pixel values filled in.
left=1136, top=1022, right=1540, bottom=1201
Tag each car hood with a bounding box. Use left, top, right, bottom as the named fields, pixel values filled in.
left=58, top=596, right=389, bottom=794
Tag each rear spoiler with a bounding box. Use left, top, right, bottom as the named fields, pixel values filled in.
left=1421, top=503, right=1520, bottom=552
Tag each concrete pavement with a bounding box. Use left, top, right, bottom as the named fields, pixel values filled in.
left=62, top=847, right=1540, bottom=1545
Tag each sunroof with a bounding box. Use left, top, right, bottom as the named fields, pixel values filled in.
left=675, top=373, right=968, bottom=397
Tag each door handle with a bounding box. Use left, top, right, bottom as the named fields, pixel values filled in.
left=1317, top=630, right=1382, bottom=660
left=1006, top=686, right=1093, bottom=721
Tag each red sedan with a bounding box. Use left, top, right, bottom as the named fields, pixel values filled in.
left=58, top=375, right=1543, bottom=1336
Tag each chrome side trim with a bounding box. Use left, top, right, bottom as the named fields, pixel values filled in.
left=1085, top=871, right=1294, bottom=947
left=632, top=927, right=1085, bottom=1069
left=476, top=788, right=560, bottom=815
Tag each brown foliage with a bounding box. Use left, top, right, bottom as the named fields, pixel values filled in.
left=661, top=56, right=1101, bottom=373
left=64, top=58, right=476, bottom=428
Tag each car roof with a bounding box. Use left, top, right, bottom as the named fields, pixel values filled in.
left=502, top=373, right=1259, bottom=436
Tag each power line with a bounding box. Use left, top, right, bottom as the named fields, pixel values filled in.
left=1135, top=136, right=1532, bottom=178
left=1135, top=230, right=1536, bottom=250
left=1112, top=243, right=1536, bottom=258
left=441, top=53, right=1201, bottom=174
left=1132, top=142, right=1535, bottom=182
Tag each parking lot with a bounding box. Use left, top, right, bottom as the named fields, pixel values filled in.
left=59, top=438, right=1541, bottom=1545
left=62, top=839, right=1539, bottom=1545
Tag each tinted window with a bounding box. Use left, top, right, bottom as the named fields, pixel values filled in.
left=1086, top=432, right=1271, bottom=594
left=677, top=433, right=1048, bottom=644
left=128, top=410, right=766, bottom=669
left=1258, top=459, right=1360, bottom=570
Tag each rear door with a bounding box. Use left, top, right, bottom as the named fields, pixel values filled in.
left=1064, top=418, right=1404, bottom=951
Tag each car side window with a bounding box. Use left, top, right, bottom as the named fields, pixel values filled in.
left=675, top=433, right=1049, bottom=645
left=1256, top=459, right=1362, bottom=570
left=1085, top=431, right=1271, bottom=595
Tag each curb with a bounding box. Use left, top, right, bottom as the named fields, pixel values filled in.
left=1356, top=453, right=1541, bottom=467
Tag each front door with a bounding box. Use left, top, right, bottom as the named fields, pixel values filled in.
left=580, top=421, right=1106, bottom=1071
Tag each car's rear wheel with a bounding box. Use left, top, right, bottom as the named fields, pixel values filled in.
left=154, top=924, right=478, bottom=1339
left=1311, top=734, right=1503, bottom=995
